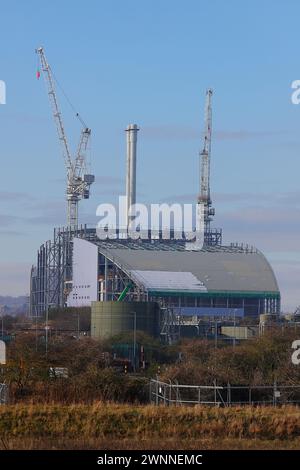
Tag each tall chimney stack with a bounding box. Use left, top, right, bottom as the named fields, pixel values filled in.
left=125, top=124, right=139, bottom=229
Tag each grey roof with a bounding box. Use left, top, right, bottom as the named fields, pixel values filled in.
left=97, top=243, right=279, bottom=294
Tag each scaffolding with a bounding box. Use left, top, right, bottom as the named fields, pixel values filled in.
left=160, top=307, right=181, bottom=344
left=29, top=224, right=279, bottom=320
left=29, top=225, right=97, bottom=316
left=29, top=225, right=224, bottom=317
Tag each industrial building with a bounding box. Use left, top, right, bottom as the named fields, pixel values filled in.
left=29, top=78, right=281, bottom=336
left=30, top=227, right=280, bottom=321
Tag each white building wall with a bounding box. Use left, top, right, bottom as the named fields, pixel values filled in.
left=67, top=238, right=98, bottom=307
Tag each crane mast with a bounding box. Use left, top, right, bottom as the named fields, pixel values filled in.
left=198, top=88, right=215, bottom=232
left=36, top=46, right=95, bottom=228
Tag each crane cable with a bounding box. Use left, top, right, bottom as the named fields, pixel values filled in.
left=36, top=52, right=92, bottom=170
left=50, top=66, right=88, bottom=129
left=51, top=69, right=92, bottom=170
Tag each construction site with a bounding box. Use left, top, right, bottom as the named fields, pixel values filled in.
left=4, top=3, right=300, bottom=458
left=29, top=47, right=281, bottom=343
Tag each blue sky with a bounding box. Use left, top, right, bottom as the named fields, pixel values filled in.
left=0, top=0, right=300, bottom=310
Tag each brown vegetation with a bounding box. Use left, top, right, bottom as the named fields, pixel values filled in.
left=161, top=330, right=300, bottom=386
left=1, top=326, right=300, bottom=404
left=1, top=320, right=300, bottom=449
left=0, top=403, right=300, bottom=450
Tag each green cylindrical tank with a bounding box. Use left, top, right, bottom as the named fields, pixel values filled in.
left=91, top=301, right=160, bottom=339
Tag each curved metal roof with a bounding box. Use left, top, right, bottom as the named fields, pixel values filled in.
left=96, top=243, right=280, bottom=295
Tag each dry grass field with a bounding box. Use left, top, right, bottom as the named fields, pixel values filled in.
left=0, top=403, right=300, bottom=450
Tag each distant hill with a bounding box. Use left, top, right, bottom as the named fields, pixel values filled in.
left=0, top=296, right=28, bottom=315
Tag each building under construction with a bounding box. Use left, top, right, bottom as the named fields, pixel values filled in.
left=29, top=71, right=280, bottom=329
left=30, top=228, right=280, bottom=319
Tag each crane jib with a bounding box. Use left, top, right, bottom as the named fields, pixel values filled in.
left=35, top=46, right=94, bottom=228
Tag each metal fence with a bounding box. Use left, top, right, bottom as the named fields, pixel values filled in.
left=0, top=384, right=8, bottom=405
left=150, top=379, right=300, bottom=407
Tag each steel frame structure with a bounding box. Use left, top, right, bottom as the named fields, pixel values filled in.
left=29, top=225, right=279, bottom=319
left=29, top=225, right=220, bottom=316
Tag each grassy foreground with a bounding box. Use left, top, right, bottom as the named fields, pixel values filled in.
left=0, top=403, right=300, bottom=450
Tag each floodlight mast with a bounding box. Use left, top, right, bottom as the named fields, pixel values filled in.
left=36, top=46, right=95, bottom=228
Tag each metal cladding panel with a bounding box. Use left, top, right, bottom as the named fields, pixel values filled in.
left=130, top=270, right=207, bottom=292
left=221, top=326, right=258, bottom=339
left=98, top=248, right=279, bottom=294
left=173, top=307, right=244, bottom=317
left=67, top=238, right=98, bottom=307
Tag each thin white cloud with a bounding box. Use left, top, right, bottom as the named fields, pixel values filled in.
left=0, top=262, right=31, bottom=296
left=94, top=175, right=124, bottom=186
left=142, top=125, right=288, bottom=141
left=0, top=214, right=22, bottom=226
left=161, top=190, right=300, bottom=206
left=4, top=112, right=48, bottom=126
left=0, top=191, right=35, bottom=202
left=0, top=230, right=25, bottom=237
left=270, top=261, right=300, bottom=312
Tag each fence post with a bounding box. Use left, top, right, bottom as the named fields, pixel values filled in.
left=227, top=382, right=231, bottom=406
left=175, top=381, right=180, bottom=406
left=273, top=381, right=277, bottom=407
left=0, top=383, right=8, bottom=405
left=214, top=380, right=217, bottom=406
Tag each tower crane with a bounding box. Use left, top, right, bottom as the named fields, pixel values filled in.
left=36, top=46, right=95, bottom=228
left=198, top=88, right=215, bottom=233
